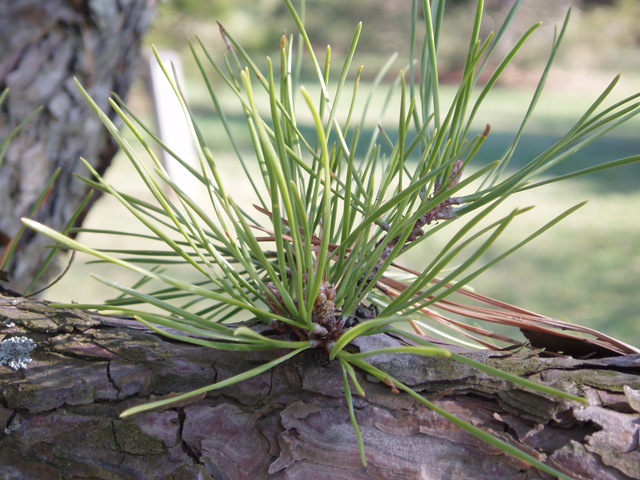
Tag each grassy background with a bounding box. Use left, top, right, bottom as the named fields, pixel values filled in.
left=46, top=64, right=640, bottom=346
left=41, top=0, right=640, bottom=348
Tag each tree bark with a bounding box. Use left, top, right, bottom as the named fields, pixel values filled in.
left=0, top=0, right=156, bottom=293
left=0, top=295, right=639, bottom=480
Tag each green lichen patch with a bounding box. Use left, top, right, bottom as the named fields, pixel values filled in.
left=541, top=369, right=640, bottom=393
left=113, top=419, right=167, bottom=456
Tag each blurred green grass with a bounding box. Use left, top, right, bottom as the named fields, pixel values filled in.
left=47, top=73, right=640, bottom=347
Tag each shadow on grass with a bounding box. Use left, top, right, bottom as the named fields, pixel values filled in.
left=192, top=106, right=639, bottom=195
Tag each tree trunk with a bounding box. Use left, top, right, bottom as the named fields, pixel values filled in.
left=0, top=0, right=156, bottom=293
left=0, top=295, right=638, bottom=480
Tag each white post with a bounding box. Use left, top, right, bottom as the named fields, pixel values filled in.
left=147, top=49, right=198, bottom=192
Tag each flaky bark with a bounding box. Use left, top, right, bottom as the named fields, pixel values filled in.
left=0, top=0, right=156, bottom=293
left=0, top=295, right=638, bottom=480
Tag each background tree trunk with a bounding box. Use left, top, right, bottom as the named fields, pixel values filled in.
left=0, top=0, right=156, bottom=293
left=0, top=295, right=638, bottom=480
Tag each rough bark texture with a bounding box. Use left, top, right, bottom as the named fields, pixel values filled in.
left=0, top=296, right=639, bottom=480
left=0, top=0, right=156, bottom=293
